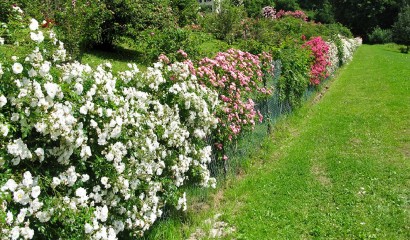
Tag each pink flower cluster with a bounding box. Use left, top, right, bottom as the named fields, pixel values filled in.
left=303, top=37, right=331, bottom=85
left=195, top=49, right=273, bottom=146
left=276, top=10, right=308, bottom=21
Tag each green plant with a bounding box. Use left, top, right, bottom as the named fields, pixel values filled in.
left=100, top=0, right=177, bottom=47
left=368, top=26, right=393, bottom=44
left=135, top=27, right=220, bottom=63
left=0, top=1, right=110, bottom=59
left=200, top=1, right=246, bottom=43
left=275, top=0, right=300, bottom=11
left=242, top=0, right=275, bottom=17
left=274, top=41, right=311, bottom=107
left=392, top=5, right=410, bottom=53
left=169, top=0, right=200, bottom=26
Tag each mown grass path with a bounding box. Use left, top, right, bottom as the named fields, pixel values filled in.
left=214, top=45, right=410, bottom=239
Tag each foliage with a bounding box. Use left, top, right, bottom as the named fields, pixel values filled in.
left=242, top=0, right=275, bottom=17
left=368, top=27, right=393, bottom=44
left=199, top=1, right=246, bottom=43
left=0, top=0, right=110, bottom=59
left=330, top=0, right=404, bottom=37
left=274, top=42, right=311, bottom=107
left=135, top=28, right=224, bottom=63
left=100, top=0, right=177, bottom=46
left=313, top=0, right=335, bottom=23
left=392, top=6, right=410, bottom=53
left=275, top=0, right=300, bottom=11
left=169, top=0, right=200, bottom=26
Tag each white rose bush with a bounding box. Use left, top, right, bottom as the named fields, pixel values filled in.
left=0, top=11, right=221, bottom=239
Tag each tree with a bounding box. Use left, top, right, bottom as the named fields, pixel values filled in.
left=330, top=0, right=408, bottom=38
left=169, top=0, right=200, bottom=26
left=393, top=6, right=410, bottom=53
left=242, top=0, right=275, bottom=17
left=275, top=0, right=300, bottom=11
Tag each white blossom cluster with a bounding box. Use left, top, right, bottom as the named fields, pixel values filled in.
left=339, top=35, right=363, bottom=64
left=0, top=17, right=219, bottom=239
left=326, top=41, right=339, bottom=75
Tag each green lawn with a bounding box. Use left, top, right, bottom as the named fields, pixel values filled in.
left=140, top=44, right=410, bottom=239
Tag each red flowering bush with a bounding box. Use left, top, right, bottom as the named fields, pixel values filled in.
left=303, top=36, right=331, bottom=85
left=193, top=49, right=274, bottom=157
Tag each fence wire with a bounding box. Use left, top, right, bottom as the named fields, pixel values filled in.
left=156, top=60, right=322, bottom=224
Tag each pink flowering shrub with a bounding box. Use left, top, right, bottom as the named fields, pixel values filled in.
left=303, top=36, right=331, bottom=85
left=194, top=49, right=274, bottom=156
left=276, top=9, right=308, bottom=21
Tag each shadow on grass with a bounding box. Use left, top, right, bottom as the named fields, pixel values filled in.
left=85, top=45, right=144, bottom=63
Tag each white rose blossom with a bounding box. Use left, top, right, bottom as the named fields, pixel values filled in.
left=12, top=62, right=23, bottom=74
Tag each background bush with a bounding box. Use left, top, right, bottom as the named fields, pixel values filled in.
left=368, top=27, right=393, bottom=44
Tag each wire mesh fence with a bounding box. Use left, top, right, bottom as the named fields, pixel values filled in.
left=156, top=59, right=323, bottom=222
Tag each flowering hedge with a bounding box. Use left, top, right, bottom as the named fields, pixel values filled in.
left=340, top=35, right=363, bottom=64
left=303, top=37, right=331, bottom=85
left=0, top=6, right=363, bottom=240
left=262, top=7, right=308, bottom=21
left=0, top=14, right=221, bottom=239
left=195, top=49, right=274, bottom=158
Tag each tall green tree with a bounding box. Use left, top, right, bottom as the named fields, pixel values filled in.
left=393, top=6, right=410, bottom=52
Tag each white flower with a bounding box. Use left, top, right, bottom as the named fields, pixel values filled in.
left=12, top=62, right=23, bottom=74
left=30, top=198, right=43, bottom=211
left=52, top=177, right=61, bottom=187
left=2, top=179, right=18, bottom=192
left=84, top=223, right=93, bottom=234
left=22, top=171, right=33, bottom=187
left=95, top=205, right=109, bottom=222
left=76, top=187, right=88, bottom=203
left=34, top=148, right=45, bottom=162
left=13, top=189, right=30, bottom=205
left=39, top=62, right=51, bottom=76
left=0, top=37, right=4, bottom=45
left=17, top=208, right=27, bottom=223
left=20, top=226, right=34, bottom=239
left=44, top=82, right=59, bottom=99
left=36, top=211, right=51, bottom=223
left=0, top=95, right=7, bottom=108
left=28, top=68, right=37, bottom=77
left=30, top=31, right=44, bottom=43
left=6, top=211, right=13, bottom=224
left=80, top=145, right=92, bottom=159
left=29, top=18, right=39, bottom=31
left=11, top=226, right=20, bottom=240
left=0, top=124, right=8, bottom=137
left=74, top=82, right=83, bottom=94
left=30, top=32, right=39, bottom=41
left=81, top=174, right=90, bottom=182
left=31, top=186, right=41, bottom=198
